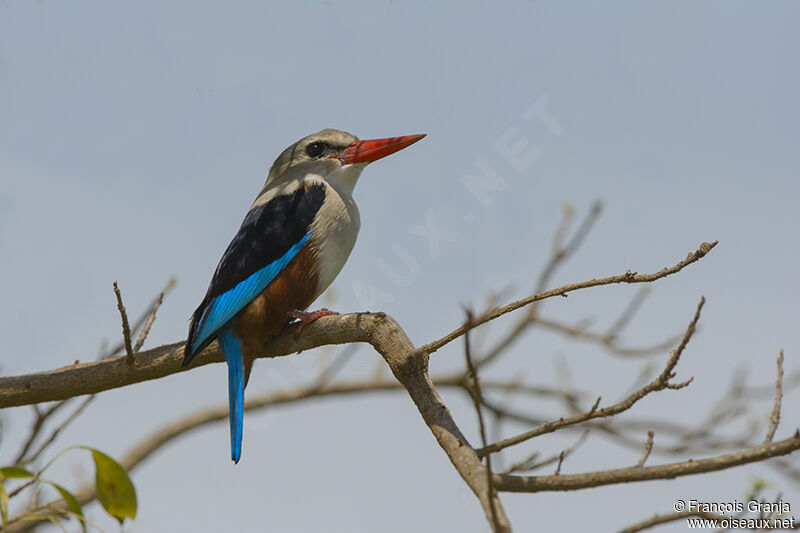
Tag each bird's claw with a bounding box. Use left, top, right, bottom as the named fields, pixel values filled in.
left=288, top=308, right=339, bottom=336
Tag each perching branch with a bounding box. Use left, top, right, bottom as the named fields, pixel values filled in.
left=0, top=241, right=718, bottom=409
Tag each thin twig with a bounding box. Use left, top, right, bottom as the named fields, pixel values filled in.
left=23, top=396, right=95, bottom=465
left=541, top=202, right=602, bottom=296
left=13, top=401, right=71, bottom=464
left=534, top=316, right=678, bottom=358
left=502, top=431, right=589, bottom=474
left=7, top=478, right=37, bottom=499
left=765, top=350, right=784, bottom=443
left=463, top=310, right=502, bottom=533
left=554, top=451, right=566, bottom=475
left=606, top=287, right=650, bottom=339
left=637, top=430, right=655, bottom=467
left=15, top=281, right=175, bottom=467
left=112, top=281, right=134, bottom=366
left=133, top=292, right=164, bottom=353
left=105, top=278, right=177, bottom=358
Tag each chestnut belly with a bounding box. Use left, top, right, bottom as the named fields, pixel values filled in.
left=231, top=243, right=319, bottom=358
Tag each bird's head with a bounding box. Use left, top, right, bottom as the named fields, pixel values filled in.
left=265, top=128, right=425, bottom=194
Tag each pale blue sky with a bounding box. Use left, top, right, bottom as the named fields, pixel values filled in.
left=1, top=2, right=798, bottom=532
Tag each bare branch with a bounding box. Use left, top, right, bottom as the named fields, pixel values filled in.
left=463, top=310, right=505, bottom=532
left=477, top=298, right=704, bottom=457
left=765, top=350, right=784, bottom=443
left=481, top=397, right=762, bottom=458
left=9, top=373, right=619, bottom=529
left=12, top=350, right=797, bottom=531
left=7, top=312, right=514, bottom=532
left=494, top=431, right=800, bottom=492
left=112, top=281, right=134, bottom=366
left=419, top=241, right=717, bottom=357
left=9, top=238, right=783, bottom=533
left=106, top=376, right=593, bottom=484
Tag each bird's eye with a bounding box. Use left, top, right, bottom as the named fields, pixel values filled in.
left=305, top=141, right=325, bottom=158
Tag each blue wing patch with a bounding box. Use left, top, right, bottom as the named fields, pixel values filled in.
left=190, top=234, right=309, bottom=354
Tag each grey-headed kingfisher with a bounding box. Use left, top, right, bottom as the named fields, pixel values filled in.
left=182, top=129, right=425, bottom=462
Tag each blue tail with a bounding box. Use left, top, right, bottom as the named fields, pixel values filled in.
left=218, top=327, right=244, bottom=463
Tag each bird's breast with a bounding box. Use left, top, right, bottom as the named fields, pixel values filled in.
left=309, top=185, right=361, bottom=300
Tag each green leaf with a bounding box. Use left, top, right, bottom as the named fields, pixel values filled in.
left=87, top=448, right=137, bottom=523
left=0, top=466, right=33, bottom=527
left=1, top=480, right=8, bottom=527
left=0, top=466, right=34, bottom=479
left=47, top=481, right=86, bottom=533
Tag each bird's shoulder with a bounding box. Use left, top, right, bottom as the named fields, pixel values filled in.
left=208, top=179, right=326, bottom=298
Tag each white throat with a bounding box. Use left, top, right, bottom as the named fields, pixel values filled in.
left=323, top=162, right=368, bottom=197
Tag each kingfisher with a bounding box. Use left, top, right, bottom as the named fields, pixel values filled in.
left=182, top=129, right=425, bottom=463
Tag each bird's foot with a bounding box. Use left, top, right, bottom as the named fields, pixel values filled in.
left=288, top=308, right=339, bottom=336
